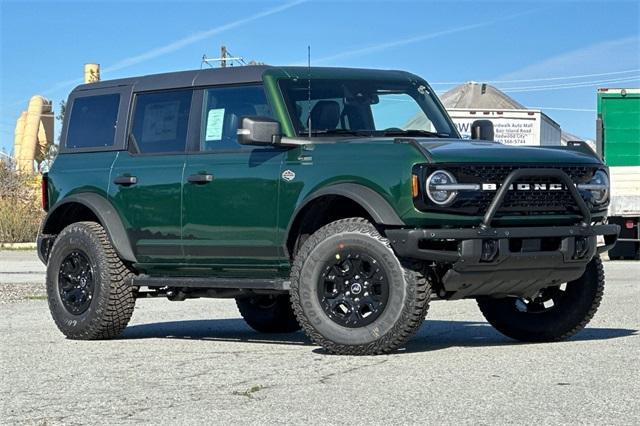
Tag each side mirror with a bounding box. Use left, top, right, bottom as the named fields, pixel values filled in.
left=237, top=116, right=281, bottom=146
left=470, top=120, right=494, bottom=141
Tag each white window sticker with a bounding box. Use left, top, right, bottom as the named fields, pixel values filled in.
left=205, top=108, right=225, bottom=141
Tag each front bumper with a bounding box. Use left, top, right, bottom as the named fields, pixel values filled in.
left=387, top=224, right=619, bottom=263
left=387, top=166, right=621, bottom=299
left=386, top=224, right=619, bottom=299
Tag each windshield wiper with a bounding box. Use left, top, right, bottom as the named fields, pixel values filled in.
left=306, top=129, right=374, bottom=137
left=381, top=129, right=450, bottom=138
left=302, top=129, right=450, bottom=138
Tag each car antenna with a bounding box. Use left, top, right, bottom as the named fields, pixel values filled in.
left=307, top=45, right=312, bottom=139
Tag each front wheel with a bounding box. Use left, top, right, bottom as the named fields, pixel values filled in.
left=290, top=218, right=431, bottom=355
left=477, top=256, right=604, bottom=342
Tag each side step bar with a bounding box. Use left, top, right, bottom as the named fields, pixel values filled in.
left=131, top=275, right=290, bottom=291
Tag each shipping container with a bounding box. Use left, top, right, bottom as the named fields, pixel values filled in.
left=596, top=88, right=640, bottom=259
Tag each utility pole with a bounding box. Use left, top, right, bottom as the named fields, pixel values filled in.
left=220, top=45, right=227, bottom=68
left=201, top=47, right=244, bottom=68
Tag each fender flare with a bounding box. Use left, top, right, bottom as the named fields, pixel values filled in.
left=288, top=182, right=405, bottom=232
left=42, top=193, right=137, bottom=263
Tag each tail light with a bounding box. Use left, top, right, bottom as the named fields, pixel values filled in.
left=41, top=173, right=49, bottom=211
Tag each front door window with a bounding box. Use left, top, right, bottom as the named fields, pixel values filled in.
left=200, top=85, right=273, bottom=151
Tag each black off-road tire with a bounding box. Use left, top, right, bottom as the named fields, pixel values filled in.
left=477, top=256, right=605, bottom=342
left=236, top=295, right=301, bottom=333
left=290, top=218, right=431, bottom=355
left=46, top=221, right=135, bottom=339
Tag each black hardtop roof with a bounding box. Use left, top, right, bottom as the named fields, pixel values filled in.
left=71, top=65, right=419, bottom=94
left=72, top=65, right=273, bottom=93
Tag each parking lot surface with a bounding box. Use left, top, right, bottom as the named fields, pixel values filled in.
left=1, top=250, right=638, bottom=425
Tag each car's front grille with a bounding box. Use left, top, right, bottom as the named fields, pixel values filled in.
left=453, top=165, right=596, bottom=183
left=418, top=164, right=602, bottom=216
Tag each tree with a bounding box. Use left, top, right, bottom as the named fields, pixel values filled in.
left=55, top=100, right=66, bottom=139
left=40, top=100, right=65, bottom=172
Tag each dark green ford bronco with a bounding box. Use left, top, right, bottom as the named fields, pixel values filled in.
left=38, top=66, right=620, bottom=355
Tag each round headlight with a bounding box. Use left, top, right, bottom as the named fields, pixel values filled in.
left=590, top=170, right=609, bottom=204
left=426, top=170, right=458, bottom=206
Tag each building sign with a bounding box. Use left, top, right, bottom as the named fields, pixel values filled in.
left=453, top=118, right=537, bottom=145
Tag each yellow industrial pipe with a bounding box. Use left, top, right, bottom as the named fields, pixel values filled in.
left=36, top=112, right=53, bottom=163
left=14, top=96, right=53, bottom=173
left=13, top=112, right=27, bottom=165
left=84, top=63, right=100, bottom=83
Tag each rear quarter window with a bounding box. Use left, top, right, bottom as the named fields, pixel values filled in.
left=66, top=94, right=120, bottom=149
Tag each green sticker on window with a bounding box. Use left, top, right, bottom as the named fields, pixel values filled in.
left=205, top=108, right=225, bottom=141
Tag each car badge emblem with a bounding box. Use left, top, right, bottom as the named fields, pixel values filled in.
left=282, top=169, right=296, bottom=182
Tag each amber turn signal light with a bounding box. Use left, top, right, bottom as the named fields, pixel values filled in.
left=411, top=174, right=419, bottom=198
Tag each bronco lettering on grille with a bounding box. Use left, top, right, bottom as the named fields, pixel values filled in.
left=481, top=183, right=565, bottom=191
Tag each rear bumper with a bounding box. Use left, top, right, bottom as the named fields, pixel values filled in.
left=386, top=223, right=620, bottom=299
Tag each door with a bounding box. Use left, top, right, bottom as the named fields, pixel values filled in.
left=602, top=95, right=640, bottom=166
left=109, top=89, right=193, bottom=264
left=182, top=85, right=288, bottom=272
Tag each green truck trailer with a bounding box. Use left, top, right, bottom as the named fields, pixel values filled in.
left=597, top=88, right=640, bottom=259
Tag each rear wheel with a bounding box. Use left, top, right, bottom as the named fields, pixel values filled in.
left=236, top=295, right=301, bottom=333
left=46, top=222, right=135, bottom=339
left=290, top=218, right=431, bottom=355
left=477, top=256, right=604, bottom=342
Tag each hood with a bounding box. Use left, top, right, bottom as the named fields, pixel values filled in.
left=416, top=139, right=602, bottom=165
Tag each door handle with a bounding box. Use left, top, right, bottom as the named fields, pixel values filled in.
left=113, top=175, right=138, bottom=186
left=188, top=173, right=214, bottom=184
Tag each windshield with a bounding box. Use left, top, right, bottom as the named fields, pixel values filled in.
left=279, top=77, right=458, bottom=138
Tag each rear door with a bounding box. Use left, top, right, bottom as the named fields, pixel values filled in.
left=109, top=89, right=194, bottom=264
left=181, top=85, right=288, bottom=272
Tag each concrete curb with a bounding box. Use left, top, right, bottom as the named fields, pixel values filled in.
left=0, top=242, right=37, bottom=250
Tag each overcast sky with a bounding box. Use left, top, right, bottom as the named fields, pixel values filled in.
left=1, top=0, right=639, bottom=153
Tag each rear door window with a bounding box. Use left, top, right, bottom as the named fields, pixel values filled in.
left=66, top=94, right=120, bottom=148
left=129, top=90, right=193, bottom=154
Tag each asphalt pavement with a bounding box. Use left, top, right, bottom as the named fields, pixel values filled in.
left=1, top=250, right=639, bottom=425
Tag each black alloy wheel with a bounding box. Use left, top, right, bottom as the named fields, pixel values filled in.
left=318, top=250, right=389, bottom=328
left=58, top=250, right=95, bottom=315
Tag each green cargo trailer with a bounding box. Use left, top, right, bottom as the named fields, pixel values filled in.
left=597, top=88, right=640, bottom=259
